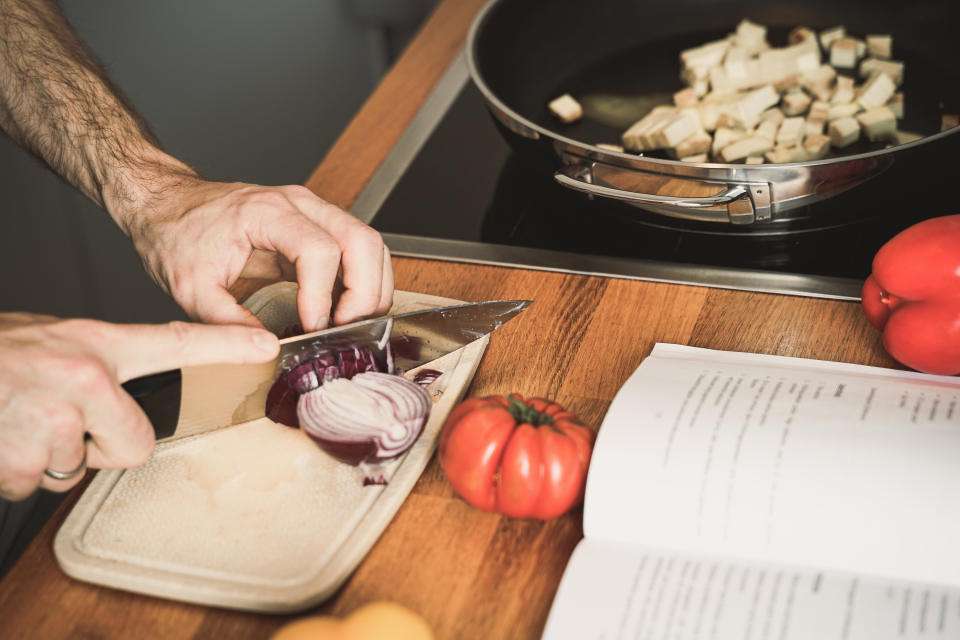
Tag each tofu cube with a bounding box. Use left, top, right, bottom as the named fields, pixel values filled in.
left=782, top=91, right=812, bottom=116
left=819, top=25, right=846, bottom=52
left=670, top=129, right=712, bottom=159
left=680, top=39, right=730, bottom=82
left=755, top=118, right=780, bottom=142
left=734, top=19, right=768, bottom=55
left=866, top=34, right=893, bottom=59
left=776, top=116, right=806, bottom=147
left=655, top=110, right=701, bottom=149
left=830, top=37, right=859, bottom=69
left=674, top=88, right=699, bottom=109
left=595, top=143, right=624, bottom=153
left=745, top=155, right=766, bottom=164
left=789, top=26, right=818, bottom=46
left=860, top=58, right=904, bottom=86
left=737, top=84, right=781, bottom=128
left=720, top=136, right=774, bottom=162
left=680, top=153, right=709, bottom=163
left=805, top=118, right=826, bottom=136
left=803, top=133, right=831, bottom=159
left=887, top=93, right=904, bottom=119
left=549, top=94, right=582, bottom=123
left=827, top=102, right=862, bottom=121
left=622, top=106, right=676, bottom=151
left=808, top=100, right=831, bottom=121
left=856, top=106, right=897, bottom=141
left=857, top=71, right=896, bottom=109
left=828, top=116, right=861, bottom=147
left=711, top=126, right=749, bottom=156
left=760, top=107, right=785, bottom=125
left=765, top=146, right=807, bottom=163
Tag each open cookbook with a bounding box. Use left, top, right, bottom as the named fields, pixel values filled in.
left=542, top=343, right=960, bottom=640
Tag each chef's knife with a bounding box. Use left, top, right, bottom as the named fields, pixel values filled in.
left=122, top=299, right=531, bottom=442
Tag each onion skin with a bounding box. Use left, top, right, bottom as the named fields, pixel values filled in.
left=298, top=372, right=432, bottom=470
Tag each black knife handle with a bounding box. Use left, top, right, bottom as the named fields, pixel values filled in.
left=121, top=369, right=182, bottom=440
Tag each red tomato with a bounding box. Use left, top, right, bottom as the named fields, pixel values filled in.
left=862, top=214, right=960, bottom=375
left=438, top=394, right=595, bottom=519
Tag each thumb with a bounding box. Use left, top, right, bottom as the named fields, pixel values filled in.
left=98, top=321, right=280, bottom=381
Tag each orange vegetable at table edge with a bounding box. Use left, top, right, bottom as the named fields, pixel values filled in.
left=438, top=394, right=595, bottom=519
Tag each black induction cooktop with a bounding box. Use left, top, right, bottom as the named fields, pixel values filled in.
left=351, top=54, right=959, bottom=300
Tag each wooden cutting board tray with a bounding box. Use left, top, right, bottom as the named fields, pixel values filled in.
left=54, top=284, right=488, bottom=613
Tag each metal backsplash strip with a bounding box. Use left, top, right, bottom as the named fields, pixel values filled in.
left=350, top=51, right=864, bottom=302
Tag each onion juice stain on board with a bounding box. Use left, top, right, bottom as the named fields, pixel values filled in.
left=544, top=27, right=960, bottom=159
left=183, top=420, right=320, bottom=511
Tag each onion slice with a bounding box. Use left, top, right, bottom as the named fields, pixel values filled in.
left=298, top=371, right=432, bottom=481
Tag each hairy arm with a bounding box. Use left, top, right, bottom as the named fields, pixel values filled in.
left=0, top=0, right=392, bottom=331
left=0, top=0, right=194, bottom=233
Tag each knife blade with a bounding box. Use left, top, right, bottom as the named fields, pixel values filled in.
left=122, top=299, right=531, bottom=442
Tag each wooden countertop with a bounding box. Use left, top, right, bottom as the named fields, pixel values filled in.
left=0, top=0, right=899, bottom=637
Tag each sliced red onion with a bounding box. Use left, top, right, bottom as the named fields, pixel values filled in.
left=412, top=368, right=442, bottom=387
left=298, top=371, right=432, bottom=474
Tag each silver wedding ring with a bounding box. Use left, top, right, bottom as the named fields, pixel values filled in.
left=44, top=446, right=88, bottom=481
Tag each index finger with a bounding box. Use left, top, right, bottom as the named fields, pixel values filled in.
left=85, top=321, right=280, bottom=382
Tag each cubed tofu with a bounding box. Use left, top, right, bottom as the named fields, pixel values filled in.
left=782, top=91, right=812, bottom=116
left=895, top=130, right=924, bottom=145
left=828, top=116, right=861, bottom=147
left=857, top=71, right=896, bottom=109
left=788, top=26, right=818, bottom=46
left=674, top=88, right=699, bottom=109
left=830, top=37, right=859, bottom=69
left=801, top=64, right=837, bottom=93
left=803, top=133, right=831, bottom=159
left=711, top=126, right=749, bottom=156
left=760, top=107, right=785, bottom=125
left=887, top=93, right=904, bottom=119
left=860, top=58, right=904, bottom=86
left=856, top=106, right=897, bottom=141
left=680, top=39, right=730, bottom=82
left=745, top=155, right=766, bottom=164
left=831, top=86, right=855, bottom=105
left=654, top=110, right=701, bottom=148
left=805, top=118, right=825, bottom=136
left=549, top=94, right=582, bottom=123
left=819, top=25, right=846, bottom=52
left=622, top=106, right=677, bottom=151
left=680, top=153, right=709, bottom=163
left=808, top=100, right=831, bottom=121
left=776, top=116, right=806, bottom=147
left=670, top=129, right=712, bottom=159
left=765, top=146, right=807, bottom=163
left=736, top=84, right=781, bottom=128
left=827, top=102, right=862, bottom=121
left=595, top=143, right=624, bottom=152
left=734, top=19, right=768, bottom=55
left=755, top=118, right=780, bottom=142
left=720, top=136, right=774, bottom=162
left=866, top=34, right=893, bottom=59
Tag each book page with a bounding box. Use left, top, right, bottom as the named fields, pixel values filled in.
left=541, top=538, right=960, bottom=640
left=584, top=344, right=960, bottom=587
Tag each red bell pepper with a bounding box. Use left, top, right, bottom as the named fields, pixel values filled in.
left=862, top=215, right=960, bottom=375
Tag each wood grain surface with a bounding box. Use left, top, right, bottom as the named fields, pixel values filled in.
left=0, top=0, right=902, bottom=638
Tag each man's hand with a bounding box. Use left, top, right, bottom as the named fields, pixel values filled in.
left=0, top=313, right=280, bottom=500
left=125, top=178, right=393, bottom=333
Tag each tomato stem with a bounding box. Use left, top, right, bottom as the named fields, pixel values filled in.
left=507, top=396, right=554, bottom=426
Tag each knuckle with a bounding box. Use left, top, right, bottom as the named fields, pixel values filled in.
left=164, top=321, right=194, bottom=354
left=31, top=401, right=84, bottom=441
left=241, top=188, right=292, bottom=212
left=60, top=355, right=113, bottom=396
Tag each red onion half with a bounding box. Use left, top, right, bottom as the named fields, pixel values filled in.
left=298, top=371, right=432, bottom=483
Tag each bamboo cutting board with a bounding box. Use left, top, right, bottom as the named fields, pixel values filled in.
left=53, top=284, right=489, bottom=613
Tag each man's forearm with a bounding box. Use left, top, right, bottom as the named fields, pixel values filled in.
left=0, top=0, right=196, bottom=232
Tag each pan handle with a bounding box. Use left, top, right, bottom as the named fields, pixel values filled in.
left=554, top=164, right=770, bottom=224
